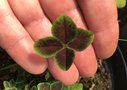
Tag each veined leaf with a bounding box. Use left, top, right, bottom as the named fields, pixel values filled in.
left=55, top=48, right=75, bottom=71
left=52, top=15, right=77, bottom=44
left=68, top=28, right=94, bottom=51
left=34, top=37, right=63, bottom=58
left=34, top=15, right=94, bottom=71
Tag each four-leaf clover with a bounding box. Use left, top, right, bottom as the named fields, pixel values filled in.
left=34, top=15, right=94, bottom=70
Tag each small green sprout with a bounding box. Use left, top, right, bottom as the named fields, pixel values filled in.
left=34, top=15, right=94, bottom=70
left=116, top=0, right=126, bottom=8
left=3, top=79, right=17, bottom=90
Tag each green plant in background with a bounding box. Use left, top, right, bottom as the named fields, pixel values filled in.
left=3, top=69, right=83, bottom=90
left=116, top=0, right=126, bottom=8
left=3, top=79, right=17, bottom=90
left=34, top=15, right=94, bottom=70
left=3, top=80, right=83, bottom=90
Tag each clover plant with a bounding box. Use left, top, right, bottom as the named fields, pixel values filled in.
left=34, top=15, right=94, bottom=70
left=3, top=80, right=83, bottom=90
left=3, top=80, right=17, bottom=90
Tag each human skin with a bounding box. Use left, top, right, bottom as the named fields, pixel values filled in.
left=0, top=0, right=118, bottom=85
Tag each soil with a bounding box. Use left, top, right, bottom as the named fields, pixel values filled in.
left=81, top=60, right=111, bottom=90
left=0, top=47, right=111, bottom=90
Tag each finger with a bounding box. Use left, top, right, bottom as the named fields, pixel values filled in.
left=48, top=59, right=79, bottom=85
left=8, top=0, right=79, bottom=85
left=75, top=46, right=97, bottom=77
left=0, top=0, right=47, bottom=74
left=8, top=0, right=52, bottom=41
left=40, top=0, right=97, bottom=78
left=77, top=0, right=119, bottom=59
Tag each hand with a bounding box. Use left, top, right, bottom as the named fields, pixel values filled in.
left=0, top=0, right=118, bottom=85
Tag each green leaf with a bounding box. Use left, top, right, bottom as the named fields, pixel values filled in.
left=55, top=48, right=75, bottom=71
left=31, top=86, right=37, bottom=90
left=52, top=15, right=77, bottom=44
left=34, top=37, right=63, bottom=58
left=3, top=80, right=17, bottom=90
left=5, top=87, right=17, bottom=90
left=37, top=83, right=50, bottom=90
left=50, top=82, right=62, bottom=90
left=68, top=28, right=94, bottom=51
left=9, top=79, right=16, bottom=87
left=3, top=81, right=11, bottom=88
left=25, top=85, right=29, bottom=90
left=116, top=0, right=126, bottom=8
left=62, top=83, right=83, bottom=90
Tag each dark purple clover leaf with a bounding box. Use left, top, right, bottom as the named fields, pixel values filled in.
left=34, top=37, right=63, bottom=58
left=55, top=48, right=75, bottom=71
left=68, top=28, right=94, bottom=51
left=52, top=15, right=77, bottom=44
left=34, top=15, right=94, bottom=71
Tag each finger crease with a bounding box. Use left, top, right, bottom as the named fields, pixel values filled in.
left=5, top=34, right=28, bottom=51
left=23, top=16, right=45, bottom=28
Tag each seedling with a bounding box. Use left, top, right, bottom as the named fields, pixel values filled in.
left=34, top=15, right=94, bottom=70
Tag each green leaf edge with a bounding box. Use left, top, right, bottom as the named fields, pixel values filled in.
left=50, top=81, right=63, bottom=90
left=3, top=81, right=11, bottom=88
left=62, top=83, right=83, bottom=90
left=31, top=85, right=37, bottom=90
left=68, top=28, right=94, bottom=51
left=51, top=15, right=77, bottom=43
left=3, top=80, right=18, bottom=90
left=54, top=48, right=75, bottom=71
left=5, top=87, right=17, bottom=90
left=34, top=37, right=63, bottom=58
left=37, top=82, right=50, bottom=90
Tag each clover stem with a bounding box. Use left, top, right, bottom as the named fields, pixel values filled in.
left=119, top=39, right=127, bottom=42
